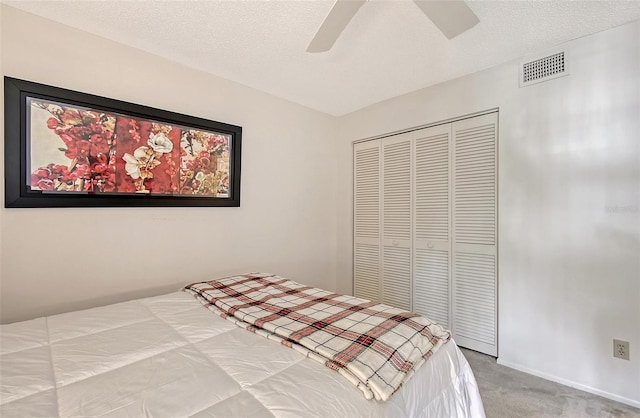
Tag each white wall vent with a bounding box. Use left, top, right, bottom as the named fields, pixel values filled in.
left=519, top=50, right=569, bottom=87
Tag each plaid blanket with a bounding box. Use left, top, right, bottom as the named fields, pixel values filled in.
left=183, top=273, right=451, bottom=401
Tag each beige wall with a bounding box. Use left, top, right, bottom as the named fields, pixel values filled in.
left=0, top=5, right=338, bottom=323
left=336, top=21, right=640, bottom=406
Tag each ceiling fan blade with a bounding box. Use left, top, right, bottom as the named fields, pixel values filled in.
left=306, top=0, right=367, bottom=53
left=413, top=0, right=479, bottom=39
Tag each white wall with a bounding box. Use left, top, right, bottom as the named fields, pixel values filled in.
left=0, top=5, right=338, bottom=324
left=336, top=21, right=640, bottom=406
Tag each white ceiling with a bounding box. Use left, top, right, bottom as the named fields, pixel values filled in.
left=5, top=0, right=640, bottom=116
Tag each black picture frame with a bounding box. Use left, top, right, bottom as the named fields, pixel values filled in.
left=4, top=77, right=242, bottom=208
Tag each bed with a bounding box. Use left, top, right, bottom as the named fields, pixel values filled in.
left=0, top=274, right=485, bottom=417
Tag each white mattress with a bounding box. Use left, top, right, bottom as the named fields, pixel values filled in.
left=0, top=291, right=485, bottom=417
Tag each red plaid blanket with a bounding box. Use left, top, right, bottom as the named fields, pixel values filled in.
left=183, top=273, right=451, bottom=401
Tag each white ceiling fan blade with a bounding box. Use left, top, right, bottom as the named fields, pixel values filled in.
left=413, top=0, right=479, bottom=39
left=307, top=0, right=367, bottom=53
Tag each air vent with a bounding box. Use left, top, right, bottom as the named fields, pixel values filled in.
left=520, top=51, right=569, bottom=87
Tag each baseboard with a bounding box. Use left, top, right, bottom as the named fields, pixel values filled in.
left=496, top=358, right=640, bottom=409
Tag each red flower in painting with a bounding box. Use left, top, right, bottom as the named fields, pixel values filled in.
left=46, top=117, right=59, bottom=129
left=49, top=165, right=73, bottom=182
left=35, top=168, right=50, bottom=178
left=64, top=146, right=78, bottom=160
left=91, top=143, right=111, bottom=157
left=76, top=140, right=91, bottom=152
left=91, top=162, right=110, bottom=174
left=90, top=134, right=104, bottom=144
left=37, top=178, right=55, bottom=190
left=96, top=153, right=108, bottom=165
left=74, top=163, right=91, bottom=180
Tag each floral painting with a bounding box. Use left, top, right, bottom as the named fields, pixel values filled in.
left=28, top=98, right=232, bottom=197
left=29, top=100, right=117, bottom=193
left=180, top=129, right=230, bottom=196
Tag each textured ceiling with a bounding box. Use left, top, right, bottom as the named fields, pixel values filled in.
left=5, top=0, right=640, bottom=116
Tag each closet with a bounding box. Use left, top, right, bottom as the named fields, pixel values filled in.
left=353, top=112, right=498, bottom=356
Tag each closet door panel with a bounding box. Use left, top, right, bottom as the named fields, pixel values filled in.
left=382, top=246, right=411, bottom=310
left=453, top=252, right=496, bottom=345
left=413, top=124, right=451, bottom=328
left=381, top=133, right=412, bottom=311
left=452, top=113, right=498, bottom=356
left=414, top=248, right=449, bottom=326
left=354, top=243, right=380, bottom=301
left=353, top=141, right=381, bottom=301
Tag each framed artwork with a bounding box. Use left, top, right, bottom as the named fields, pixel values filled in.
left=4, top=77, right=242, bottom=207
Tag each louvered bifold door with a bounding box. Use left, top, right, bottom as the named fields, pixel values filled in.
left=353, top=141, right=381, bottom=302
left=381, top=133, right=412, bottom=310
left=452, top=113, right=498, bottom=356
left=413, top=125, right=451, bottom=328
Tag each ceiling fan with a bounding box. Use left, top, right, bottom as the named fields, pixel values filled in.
left=307, top=0, right=480, bottom=53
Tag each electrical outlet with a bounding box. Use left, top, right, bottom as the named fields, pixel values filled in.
left=613, top=339, right=630, bottom=360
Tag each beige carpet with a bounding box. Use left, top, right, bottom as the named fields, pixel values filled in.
left=460, top=348, right=640, bottom=418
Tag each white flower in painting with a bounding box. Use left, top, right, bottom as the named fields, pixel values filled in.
left=147, top=132, right=173, bottom=153
left=122, top=146, right=151, bottom=179
left=133, top=146, right=150, bottom=159
left=45, top=104, right=63, bottom=115
left=123, top=154, right=141, bottom=179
